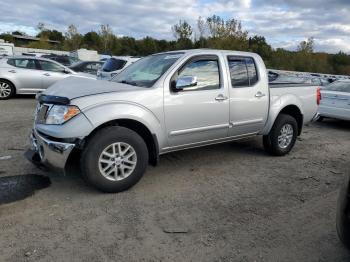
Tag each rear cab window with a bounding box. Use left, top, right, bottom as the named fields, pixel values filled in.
left=227, top=56, right=258, bottom=87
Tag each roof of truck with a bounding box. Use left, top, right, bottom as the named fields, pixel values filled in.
left=155, top=48, right=258, bottom=57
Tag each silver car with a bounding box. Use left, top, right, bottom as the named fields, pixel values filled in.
left=0, top=56, right=93, bottom=100
left=318, top=80, right=350, bottom=121
left=96, top=56, right=140, bottom=81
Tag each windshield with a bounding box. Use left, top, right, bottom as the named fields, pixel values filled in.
left=324, top=81, right=350, bottom=93
left=102, top=58, right=127, bottom=72
left=111, top=52, right=184, bottom=88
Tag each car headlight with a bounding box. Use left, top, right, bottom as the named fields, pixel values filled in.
left=45, top=105, right=80, bottom=125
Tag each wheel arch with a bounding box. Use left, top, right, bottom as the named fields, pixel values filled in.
left=261, top=103, right=304, bottom=136
left=279, top=105, right=303, bottom=135
left=84, top=118, right=159, bottom=166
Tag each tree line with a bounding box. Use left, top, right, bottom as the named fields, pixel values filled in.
left=1, top=15, right=350, bottom=75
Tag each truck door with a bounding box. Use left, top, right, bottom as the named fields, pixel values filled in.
left=226, top=56, right=269, bottom=136
left=164, top=54, right=230, bottom=147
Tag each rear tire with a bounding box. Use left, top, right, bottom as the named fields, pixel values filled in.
left=263, top=114, right=298, bottom=156
left=0, top=80, right=15, bottom=100
left=81, top=126, right=148, bottom=193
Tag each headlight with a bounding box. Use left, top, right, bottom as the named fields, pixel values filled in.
left=45, top=105, right=80, bottom=125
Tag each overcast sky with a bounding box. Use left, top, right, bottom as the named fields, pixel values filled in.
left=0, top=0, right=349, bottom=53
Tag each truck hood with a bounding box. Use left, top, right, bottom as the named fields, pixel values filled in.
left=43, top=76, right=145, bottom=100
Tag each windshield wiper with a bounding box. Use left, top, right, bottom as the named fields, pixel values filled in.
left=118, top=80, right=139, bottom=86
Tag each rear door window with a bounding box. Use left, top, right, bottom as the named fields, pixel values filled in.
left=227, top=57, right=258, bottom=87
left=7, top=58, right=37, bottom=69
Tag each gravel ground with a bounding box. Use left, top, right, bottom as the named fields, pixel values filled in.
left=0, top=97, right=349, bottom=262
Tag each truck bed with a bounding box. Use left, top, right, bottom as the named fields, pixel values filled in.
left=269, top=83, right=319, bottom=124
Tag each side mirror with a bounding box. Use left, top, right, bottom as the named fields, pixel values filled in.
left=172, top=76, right=197, bottom=92
left=63, top=68, right=71, bottom=74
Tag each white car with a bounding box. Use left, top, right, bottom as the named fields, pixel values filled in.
left=97, top=56, right=140, bottom=80
left=318, top=80, right=350, bottom=121
left=0, top=56, right=95, bottom=99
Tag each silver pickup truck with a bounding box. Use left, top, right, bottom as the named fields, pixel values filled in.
left=26, top=49, right=321, bottom=192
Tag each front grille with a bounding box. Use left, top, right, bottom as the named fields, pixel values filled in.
left=35, top=104, right=49, bottom=124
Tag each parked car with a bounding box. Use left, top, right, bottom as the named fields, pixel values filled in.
left=22, top=52, right=80, bottom=66
left=41, top=54, right=80, bottom=66
left=26, top=49, right=320, bottom=193
left=0, top=56, right=94, bottom=100
left=22, top=52, right=51, bottom=57
left=317, top=80, right=350, bottom=121
left=311, top=77, right=330, bottom=86
left=97, top=56, right=140, bottom=80
left=69, top=61, right=104, bottom=75
left=337, top=174, right=350, bottom=249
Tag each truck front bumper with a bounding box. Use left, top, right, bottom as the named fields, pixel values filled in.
left=25, top=129, right=75, bottom=172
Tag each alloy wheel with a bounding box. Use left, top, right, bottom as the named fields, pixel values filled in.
left=98, top=142, right=137, bottom=181
left=277, top=123, right=294, bottom=149
left=0, top=82, right=11, bottom=98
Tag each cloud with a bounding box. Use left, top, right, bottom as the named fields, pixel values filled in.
left=0, top=0, right=349, bottom=53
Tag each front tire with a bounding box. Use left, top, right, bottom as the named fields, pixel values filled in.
left=81, top=126, right=148, bottom=193
left=0, top=80, right=15, bottom=100
left=263, top=114, right=298, bottom=156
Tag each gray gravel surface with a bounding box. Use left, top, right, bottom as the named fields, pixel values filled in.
left=0, top=97, right=349, bottom=262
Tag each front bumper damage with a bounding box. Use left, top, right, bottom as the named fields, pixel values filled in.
left=25, top=129, right=75, bottom=173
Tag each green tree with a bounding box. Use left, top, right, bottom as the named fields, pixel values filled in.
left=82, top=31, right=101, bottom=51
left=248, top=36, right=272, bottom=62
left=37, top=30, right=64, bottom=43
left=27, top=36, right=51, bottom=49
left=99, top=24, right=114, bottom=54
left=172, top=20, right=193, bottom=40
left=137, top=37, right=159, bottom=55
left=11, top=31, right=26, bottom=36
left=196, top=16, right=207, bottom=48
left=63, top=24, right=82, bottom=50
left=297, top=37, right=314, bottom=53
left=172, top=20, right=193, bottom=49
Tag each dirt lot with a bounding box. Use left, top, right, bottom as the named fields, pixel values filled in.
left=0, top=97, right=349, bottom=262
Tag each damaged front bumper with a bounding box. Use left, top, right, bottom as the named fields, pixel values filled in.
left=25, top=129, right=75, bottom=173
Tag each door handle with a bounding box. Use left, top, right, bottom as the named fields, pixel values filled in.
left=215, top=94, right=228, bottom=101
left=8, top=70, right=16, bottom=73
left=43, top=73, right=50, bottom=76
left=255, top=91, right=266, bottom=98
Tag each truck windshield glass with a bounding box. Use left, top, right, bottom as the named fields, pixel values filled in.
left=112, top=53, right=184, bottom=88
